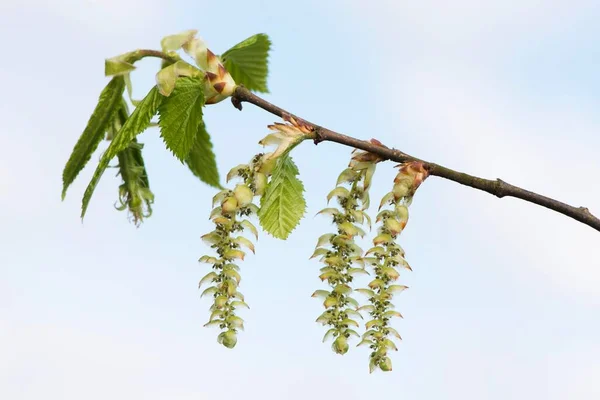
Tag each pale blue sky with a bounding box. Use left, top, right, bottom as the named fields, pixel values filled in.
left=1, top=1, right=599, bottom=399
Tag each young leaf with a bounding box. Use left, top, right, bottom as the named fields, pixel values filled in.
left=185, top=120, right=220, bottom=188
left=258, top=155, right=306, bottom=240
left=221, top=33, right=271, bottom=93
left=158, top=77, right=205, bottom=161
left=62, top=76, right=125, bottom=199
left=80, top=86, right=163, bottom=219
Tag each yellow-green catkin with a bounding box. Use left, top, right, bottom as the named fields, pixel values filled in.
left=358, top=161, right=428, bottom=372
left=311, top=151, right=378, bottom=355
left=198, top=154, right=270, bottom=348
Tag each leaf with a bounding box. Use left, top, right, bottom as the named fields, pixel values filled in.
left=80, top=86, right=163, bottom=218
left=185, top=121, right=220, bottom=188
left=62, top=76, right=125, bottom=199
left=158, top=77, right=205, bottom=161
left=161, top=29, right=197, bottom=52
left=258, top=155, right=306, bottom=240
left=221, top=33, right=271, bottom=93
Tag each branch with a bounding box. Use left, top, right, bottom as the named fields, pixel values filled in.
left=232, top=86, right=600, bottom=233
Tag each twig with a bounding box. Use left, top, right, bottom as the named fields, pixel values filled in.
left=232, top=85, right=600, bottom=232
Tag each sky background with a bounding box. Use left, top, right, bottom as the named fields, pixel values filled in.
left=1, top=0, right=600, bottom=399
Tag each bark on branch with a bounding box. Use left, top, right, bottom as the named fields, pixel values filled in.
left=232, top=85, right=600, bottom=233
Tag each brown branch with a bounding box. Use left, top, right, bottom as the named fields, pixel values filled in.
left=232, top=85, right=600, bottom=233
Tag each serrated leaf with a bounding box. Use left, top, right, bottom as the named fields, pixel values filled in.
left=258, top=155, right=305, bottom=240
left=158, top=77, right=205, bottom=161
left=62, top=76, right=125, bottom=199
left=221, top=33, right=271, bottom=93
left=80, top=85, right=163, bottom=218
left=185, top=120, right=220, bottom=188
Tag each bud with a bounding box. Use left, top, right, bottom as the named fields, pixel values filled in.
left=218, top=330, right=238, bottom=349
left=161, top=30, right=198, bottom=53
left=384, top=218, right=403, bottom=235
left=379, top=356, right=393, bottom=371
left=253, top=173, right=268, bottom=195
left=332, top=335, right=349, bottom=355
left=233, top=184, right=254, bottom=207
left=392, top=183, right=411, bottom=200
left=261, top=116, right=314, bottom=162
left=214, top=295, right=228, bottom=309
left=204, top=51, right=237, bottom=104
left=182, top=36, right=209, bottom=70
left=221, top=197, right=238, bottom=213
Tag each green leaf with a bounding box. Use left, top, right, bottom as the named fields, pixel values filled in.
left=115, top=139, right=154, bottom=224
left=221, top=33, right=271, bottom=93
left=158, top=77, right=205, bottom=161
left=80, top=86, right=163, bottom=219
left=62, top=76, right=125, bottom=199
left=258, top=155, right=306, bottom=240
left=185, top=120, right=220, bottom=188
